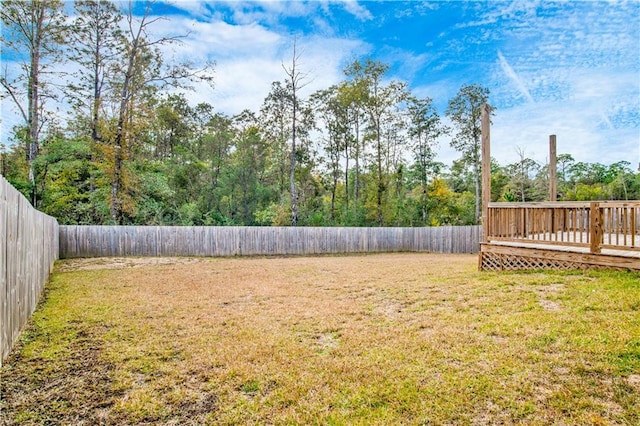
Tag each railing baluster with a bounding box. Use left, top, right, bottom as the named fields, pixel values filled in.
left=616, top=207, right=620, bottom=246
left=623, top=207, right=628, bottom=246
left=633, top=207, right=637, bottom=248
left=485, top=201, right=639, bottom=253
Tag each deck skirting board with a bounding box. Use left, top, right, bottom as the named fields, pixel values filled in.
left=480, top=243, right=640, bottom=271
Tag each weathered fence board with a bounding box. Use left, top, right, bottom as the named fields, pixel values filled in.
left=1, top=177, right=59, bottom=365
left=59, top=225, right=482, bottom=258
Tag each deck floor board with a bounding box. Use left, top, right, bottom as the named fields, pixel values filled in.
left=490, top=240, right=640, bottom=259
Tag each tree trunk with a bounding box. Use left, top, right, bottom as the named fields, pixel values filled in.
left=92, top=35, right=102, bottom=144
left=27, top=7, right=44, bottom=206
left=110, top=24, right=140, bottom=224
left=290, top=90, right=298, bottom=226
left=474, top=153, right=481, bottom=224
left=285, top=41, right=303, bottom=227
left=331, top=175, right=336, bottom=221
left=376, top=128, right=383, bottom=227
left=373, top=98, right=383, bottom=226
left=422, top=182, right=427, bottom=225
left=354, top=117, right=360, bottom=219
left=344, top=136, right=349, bottom=212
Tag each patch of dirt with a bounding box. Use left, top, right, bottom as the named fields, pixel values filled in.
left=538, top=298, right=562, bottom=311
left=628, top=374, right=640, bottom=390
left=56, top=252, right=474, bottom=273
left=374, top=300, right=406, bottom=318
left=534, top=283, right=565, bottom=311
left=56, top=257, right=207, bottom=272
left=537, top=283, right=565, bottom=293
left=315, top=332, right=340, bottom=353
left=0, top=326, right=118, bottom=425
left=1, top=323, right=219, bottom=425
left=179, top=392, right=218, bottom=417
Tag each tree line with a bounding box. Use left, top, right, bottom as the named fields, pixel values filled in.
left=2, top=0, right=638, bottom=226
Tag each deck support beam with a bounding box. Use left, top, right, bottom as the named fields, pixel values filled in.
left=481, top=104, right=491, bottom=245
left=549, top=135, right=557, bottom=202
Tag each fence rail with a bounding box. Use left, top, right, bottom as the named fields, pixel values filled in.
left=487, top=201, right=640, bottom=253
left=1, top=176, right=59, bottom=365
left=59, top=225, right=482, bottom=258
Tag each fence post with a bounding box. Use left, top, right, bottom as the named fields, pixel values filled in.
left=589, top=202, right=602, bottom=254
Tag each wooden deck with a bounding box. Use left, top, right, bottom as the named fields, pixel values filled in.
left=480, top=201, right=640, bottom=271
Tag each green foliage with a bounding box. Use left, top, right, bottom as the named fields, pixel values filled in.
left=30, top=136, right=106, bottom=224
left=565, top=183, right=610, bottom=201
left=1, top=139, right=31, bottom=197
left=424, top=178, right=476, bottom=225
left=133, top=162, right=175, bottom=225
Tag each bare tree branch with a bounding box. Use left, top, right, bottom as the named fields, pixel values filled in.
left=0, top=73, right=28, bottom=123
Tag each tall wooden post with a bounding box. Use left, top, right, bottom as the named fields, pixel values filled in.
left=549, top=135, right=557, bottom=202
left=549, top=135, right=558, bottom=234
left=481, top=104, right=491, bottom=244
left=589, top=202, right=603, bottom=254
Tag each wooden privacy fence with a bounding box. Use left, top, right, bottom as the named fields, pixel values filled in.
left=1, top=176, right=59, bottom=365
left=59, top=225, right=482, bottom=258
left=486, top=201, right=640, bottom=254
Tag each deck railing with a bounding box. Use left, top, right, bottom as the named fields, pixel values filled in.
left=487, top=201, right=640, bottom=254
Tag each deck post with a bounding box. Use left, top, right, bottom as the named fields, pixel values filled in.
left=589, top=202, right=603, bottom=254
left=549, top=135, right=557, bottom=235
left=481, top=103, right=491, bottom=244
left=549, top=135, right=557, bottom=202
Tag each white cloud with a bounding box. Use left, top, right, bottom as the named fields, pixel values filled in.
left=491, top=73, right=640, bottom=168
left=171, top=1, right=372, bottom=27
left=167, top=1, right=214, bottom=17
left=152, top=12, right=368, bottom=115
left=457, top=0, right=640, bottom=167
left=428, top=63, right=639, bottom=169
left=230, top=1, right=314, bottom=25
left=338, top=0, right=372, bottom=21
left=497, top=50, right=533, bottom=103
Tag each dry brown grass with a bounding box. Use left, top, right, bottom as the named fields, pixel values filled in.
left=2, top=253, right=639, bottom=425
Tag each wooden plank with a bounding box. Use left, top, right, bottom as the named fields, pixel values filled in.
left=6, top=184, right=19, bottom=362
left=0, top=179, right=8, bottom=362
left=488, top=201, right=640, bottom=209
left=58, top=225, right=66, bottom=258
left=490, top=236, right=589, bottom=249
left=601, top=244, right=640, bottom=252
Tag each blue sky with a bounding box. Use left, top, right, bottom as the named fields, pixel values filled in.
left=2, top=0, right=639, bottom=169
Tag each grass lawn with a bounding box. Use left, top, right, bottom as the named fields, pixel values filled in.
left=1, top=253, right=639, bottom=425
